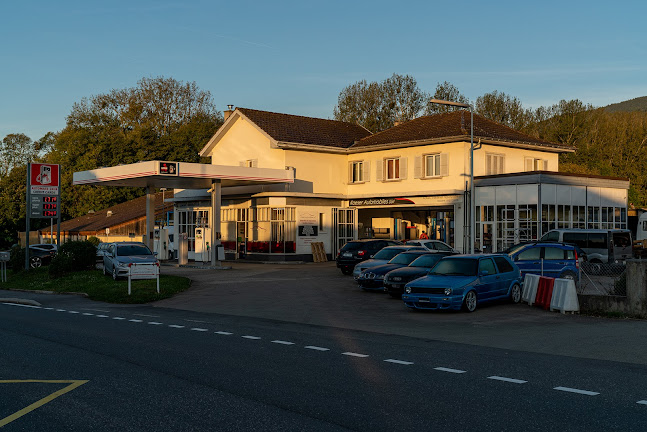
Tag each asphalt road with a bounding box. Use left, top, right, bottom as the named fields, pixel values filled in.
left=2, top=261, right=647, bottom=430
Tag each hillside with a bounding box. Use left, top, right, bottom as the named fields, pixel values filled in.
left=604, top=96, right=647, bottom=113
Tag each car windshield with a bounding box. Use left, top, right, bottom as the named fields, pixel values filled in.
left=117, top=245, right=152, bottom=256
left=409, top=254, right=444, bottom=268
left=428, top=258, right=478, bottom=276
left=373, top=248, right=404, bottom=260
left=388, top=253, right=423, bottom=265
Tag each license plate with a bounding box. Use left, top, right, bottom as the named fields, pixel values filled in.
left=418, top=298, right=430, bottom=303
left=343, top=252, right=352, bottom=257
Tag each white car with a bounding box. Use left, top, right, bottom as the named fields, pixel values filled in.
left=405, top=239, right=458, bottom=254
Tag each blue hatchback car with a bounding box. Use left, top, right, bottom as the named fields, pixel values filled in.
left=402, top=255, right=522, bottom=312
left=507, top=243, right=580, bottom=281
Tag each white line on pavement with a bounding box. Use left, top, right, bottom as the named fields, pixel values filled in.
left=271, top=340, right=295, bottom=345
left=82, top=313, right=94, bottom=316
left=304, top=346, right=330, bottom=351
left=434, top=367, right=467, bottom=374
left=43, top=307, right=54, bottom=310
left=112, top=317, right=126, bottom=320
left=147, top=322, right=163, bottom=325
left=191, top=328, right=208, bottom=332
left=242, top=336, right=261, bottom=340
left=56, top=309, right=66, bottom=312
left=95, top=315, right=109, bottom=318
left=553, top=386, right=599, bottom=396
left=342, top=352, right=369, bottom=358
left=128, top=319, right=143, bottom=323
left=488, top=376, right=527, bottom=384
left=384, top=359, right=414, bottom=365
left=215, top=331, right=233, bottom=335
left=68, top=311, right=80, bottom=314
left=2, top=303, right=41, bottom=309
left=637, top=400, right=647, bottom=405
left=168, top=325, right=185, bottom=328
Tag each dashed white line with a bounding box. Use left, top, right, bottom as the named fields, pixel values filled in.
left=43, top=307, right=54, bottom=310
left=148, top=322, right=163, bottom=325
left=112, top=317, right=126, bottom=320
left=434, top=367, right=467, bottom=374
left=384, top=359, right=414, bottom=365
left=168, top=325, right=185, bottom=329
left=1, top=303, right=41, bottom=309
left=82, top=313, right=94, bottom=316
left=271, top=340, right=294, bottom=345
left=304, top=346, right=329, bottom=351
left=67, top=311, right=80, bottom=314
left=488, top=376, right=527, bottom=384
left=128, top=319, right=143, bottom=323
left=342, top=352, right=369, bottom=358
left=55, top=309, right=66, bottom=312
left=191, top=328, right=208, bottom=332
left=215, top=331, right=232, bottom=335
left=637, top=400, right=647, bottom=405
left=242, top=335, right=261, bottom=340
left=95, top=315, right=109, bottom=318
left=553, top=386, right=599, bottom=396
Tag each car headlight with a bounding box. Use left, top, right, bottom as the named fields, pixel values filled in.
left=118, top=262, right=129, bottom=268
left=376, top=274, right=384, bottom=280
left=405, top=286, right=412, bottom=294
left=444, top=287, right=452, bottom=295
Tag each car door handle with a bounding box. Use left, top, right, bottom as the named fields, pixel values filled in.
left=532, top=262, right=540, bottom=265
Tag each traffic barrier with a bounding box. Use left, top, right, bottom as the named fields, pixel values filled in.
left=534, top=276, right=555, bottom=310
left=521, top=273, right=540, bottom=305
left=550, top=278, right=580, bottom=314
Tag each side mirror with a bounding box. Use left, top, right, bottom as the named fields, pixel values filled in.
left=479, top=270, right=489, bottom=276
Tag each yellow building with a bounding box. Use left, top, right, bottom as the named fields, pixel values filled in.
left=172, top=107, right=627, bottom=260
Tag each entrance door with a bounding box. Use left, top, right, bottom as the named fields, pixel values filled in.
left=480, top=222, right=495, bottom=254
left=333, top=208, right=357, bottom=254
left=236, top=221, right=247, bottom=257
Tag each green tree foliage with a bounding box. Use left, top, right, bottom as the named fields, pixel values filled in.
left=0, top=133, right=37, bottom=177
left=47, top=76, right=223, bottom=218
left=334, top=74, right=427, bottom=132
left=475, top=90, right=532, bottom=131
left=425, top=81, right=470, bottom=114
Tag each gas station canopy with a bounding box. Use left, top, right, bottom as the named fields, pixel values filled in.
left=73, top=160, right=294, bottom=189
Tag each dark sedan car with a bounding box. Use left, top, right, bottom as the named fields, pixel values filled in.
left=336, top=239, right=401, bottom=275
left=383, top=253, right=450, bottom=298
left=356, top=250, right=431, bottom=291
left=27, top=246, right=57, bottom=268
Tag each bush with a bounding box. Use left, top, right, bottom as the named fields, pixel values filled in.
left=86, top=236, right=101, bottom=247
left=48, top=240, right=97, bottom=278
left=9, top=245, right=25, bottom=273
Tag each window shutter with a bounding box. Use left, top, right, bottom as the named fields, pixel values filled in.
left=486, top=154, right=492, bottom=175
left=363, top=160, right=370, bottom=182
left=543, top=160, right=548, bottom=171
left=414, top=156, right=422, bottom=179
left=440, top=153, right=449, bottom=177
left=251, top=159, right=258, bottom=168
left=348, top=162, right=354, bottom=184
left=499, top=155, right=505, bottom=174
left=525, top=157, right=533, bottom=171
left=375, top=160, right=383, bottom=182
left=400, top=157, right=407, bottom=180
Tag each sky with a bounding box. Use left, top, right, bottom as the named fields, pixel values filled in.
left=1, top=0, right=646, bottom=141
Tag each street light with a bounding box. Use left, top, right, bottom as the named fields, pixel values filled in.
left=428, top=99, right=475, bottom=254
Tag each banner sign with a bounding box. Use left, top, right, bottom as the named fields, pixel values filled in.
left=348, top=198, right=415, bottom=207
left=158, top=162, right=178, bottom=176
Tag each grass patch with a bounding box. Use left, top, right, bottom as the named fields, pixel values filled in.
left=2, top=267, right=191, bottom=304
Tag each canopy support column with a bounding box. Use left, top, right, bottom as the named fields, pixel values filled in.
left=211, top=180, right=222, bottom=267
left=146, top=187, right=155, bottom=250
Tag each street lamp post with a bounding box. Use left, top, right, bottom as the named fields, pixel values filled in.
left=428, top=99, right=475, bottom=254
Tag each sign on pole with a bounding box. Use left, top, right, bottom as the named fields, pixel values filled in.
left=26, top=163, right=61, bottom=270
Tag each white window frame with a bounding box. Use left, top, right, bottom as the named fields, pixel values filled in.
left=385, top=157, right=400, bottom=181
left=486, top=153, right=505, bottom=175
left=349, top=161, right=364, bottom=184
left=525, top=157, right=548, bottom=171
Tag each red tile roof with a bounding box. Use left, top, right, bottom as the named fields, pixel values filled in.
left=238, top=108, right=371, bottom=148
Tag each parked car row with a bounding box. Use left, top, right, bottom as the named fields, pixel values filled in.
left=336, top=238, right=583, bottom=312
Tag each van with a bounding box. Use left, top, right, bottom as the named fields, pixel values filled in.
left=540, top=229, right=632, bottom=265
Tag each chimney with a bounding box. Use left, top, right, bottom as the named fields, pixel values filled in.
left=224, top=104, right=235, bottom=121
left=107, top=210, right=113, bottom=217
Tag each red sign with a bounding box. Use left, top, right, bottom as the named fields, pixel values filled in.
left=30, top=163, right=60, bottom=195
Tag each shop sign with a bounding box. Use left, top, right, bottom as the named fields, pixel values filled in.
left=349, top=198, right=415, bottom=207
left=158, top=162, right=178, bottom=176
left=298, top=225, right=318, bottom=236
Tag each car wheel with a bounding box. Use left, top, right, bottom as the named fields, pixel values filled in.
left=112, top=267, right=118, bottom=281
left=462, top=290, right=477, bottom=312
left=29, top=256, right=42, bottom=268
left=560, top=271, right=576, bottom=281
left=341, top=267, right=353, bottom=275
left=510, top=283, right=522, bottom=303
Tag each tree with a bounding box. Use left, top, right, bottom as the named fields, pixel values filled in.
left=475, top=90, right=532, bottom=131
left=425, top=81, right=470, bottom=114
left=0, top=133, right=37, bottom=177
left=334, top=74, right=427, bottom=132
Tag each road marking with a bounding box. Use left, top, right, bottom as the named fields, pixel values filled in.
left=67, top=311, right=80, bottom=314
left=434, top=367, right=467, bottom=374
left=43, top=307, right=54, bottom=310
left=55, top=309, right=66, bottom=312
left=168, top=325, right=185, bottom=329
left=185, top=319, right=211, bottom=324
left=191, top=328, right=208, bottom=332
left=1, top=303, right=41, bottom=309
left=0, top=380, right=88, bottom=428
left=384, top=359, right=414, bottom=365
left=147, top=322, right=163, bottom=325
left=271, top=340, right=294, bottom=345
left=134, top=313, right=159, bottom=318
left=637, top=400, right=647, bottom=405
left=242, top=335, right=261, bottom=340
left=488, top=376, right=527, bottom=384
left=128, top=319, right=143, bottom=323
left=553, top=386, right=599, bottom=396
left=304, top=346, right=329, bottom=351
left=342, top=352, right=369, bottom=358
left=82, top=313, right=94, bottom=316
left=112, top=317, right=126, bottom=320
left=84, top=309, right=110, bottom=313
left=95, top=315, right=108, bottom=318
left=215, top=331, right=232, bottom=335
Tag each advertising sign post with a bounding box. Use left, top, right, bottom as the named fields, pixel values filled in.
left=25, top=163, right=61, bottom=270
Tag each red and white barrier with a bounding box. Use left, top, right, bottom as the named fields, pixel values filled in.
left=521, top=274, right=540, bottom=305
left=550, top=279, right=580, bottom=314
left=521, top=274, right=579, bottom=314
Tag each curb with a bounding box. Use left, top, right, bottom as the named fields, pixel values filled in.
left=0, top=298, right=42, bottom=307
left=0, top=288, right=89, bottom=298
